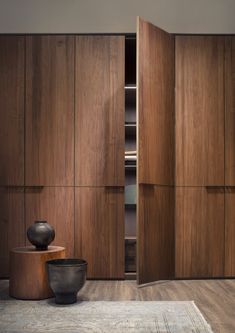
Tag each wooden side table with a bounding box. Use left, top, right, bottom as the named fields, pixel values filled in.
left=9, top=246, right=65, bottom=300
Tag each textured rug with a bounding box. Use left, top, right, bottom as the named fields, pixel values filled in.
left=0, top=300, right=213, bottom=333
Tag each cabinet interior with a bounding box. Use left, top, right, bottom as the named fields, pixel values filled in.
left=125, top=36, right=137, bottom=279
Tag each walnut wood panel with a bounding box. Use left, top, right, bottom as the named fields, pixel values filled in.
left=137, top=17, right=175, bottom=185
left=138, top=185, right=175, bottom=284
left=0, top=36, right=24, bottom=186
left=175, top=187, right=224, bottom=278
left=75, top=187, right=124, bottom=279
left=25, top=36, right=74, bottom=186
left=75, top=36, right=125, bottom=186
left=25, top=187, right=74, bottom=257
left=9, top=246, right=65, bottom=299
left=0, top=187, right=25, bottom=277
left=225, top=188, right=235, bottom=276
left=225, top=37, right=235, bottom=185
left=175, top=36, right=225, bottom=186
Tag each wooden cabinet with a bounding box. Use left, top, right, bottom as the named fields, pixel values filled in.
left=224, top=37, right=235, bottom=277
left=138, top=18, right=175, bottom=186
left=225, top=37, right=235, bottom=185
left=225, top=188, right=235, bottom=276
left=25, top=187, right=74, bottom=257
left=0, top=36, right=25, bottom=277
left=75, top=36, right=125, bottom=279
left=75, top=36, right=125, bottom=186
left=1, top=27, right=235, bottom=281
left=175, top=187, right=224, bottom=278
left=137, top=17, right=175, bottom=284
left=25, top=36, right=74, bottom=186
left=175, top=36, right=225, bottom=186
left=138, top=185, right=174, bottom=284
left=75, top=187, right=124, bottom=279
left=0, top=187, right=25, bottom=277
left=0, top=36, right=24, bottom=186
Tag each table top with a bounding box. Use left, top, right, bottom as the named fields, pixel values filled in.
left=11, top=246, right=65, bottom=254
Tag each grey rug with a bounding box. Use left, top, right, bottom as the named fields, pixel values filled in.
left=0, top=300, right=213, bottom=333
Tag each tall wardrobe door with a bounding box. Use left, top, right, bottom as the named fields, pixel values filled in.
left=0, top=187, right=25, bottom=277
left=224, top=37, right=235, bottom=276
left=75, top=187, right=124, bottom=279
left=175, top=187, right=224, bottom=278
left=225, top=37, right=235, bottom=185
left=0, top=36, right=24, bottom=186
left=75, top=36, right=125, bottom=186
left=137, top=17, right=175, bottom=284
left=25, top=187, right=74, bottom=256
left=137, top=17, right=175, bottom=185
left=225, top=188, right=235, bottom=276
left=175, top=36, right=225, bottom=186
left=25, top=36, right=74, bottom=186
left=0, top=36, right=25, bottom=278
left=138, top=185, right=174, bottom=284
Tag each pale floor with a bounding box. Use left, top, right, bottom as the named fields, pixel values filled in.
left=0, top=279, right=235, bottom=333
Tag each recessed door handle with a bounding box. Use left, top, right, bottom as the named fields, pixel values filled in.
left=24, top=186, right=44, bottom=192
left=206, top=185, right=235, bottom=189
left=104, top=185, right=125, bottom=192
left=25, top=186, right=44, bottom=189
left=205, top=185, right=225, bottom=189
left=139, top=183, right=174, bottom=187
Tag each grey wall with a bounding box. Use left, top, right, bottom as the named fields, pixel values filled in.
left=0, top=0, right=234, bottom=34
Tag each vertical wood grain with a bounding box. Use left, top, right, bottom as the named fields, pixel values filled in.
left=0, top=36, right=24, bottom=186
left=75, top=36, right=125, bottom=186
left=75, top=187, right=124, bottom=279
left=137, top=17, right=175, bottom=185
left=224, top=37, right=235, bottom=277
left=225, top=37, right=235, bottom=185
left=0, top=187, right=25, bottom=277
left=175, top=36, right=225, bottom=186
left=225, top=188, right=235, bottom=276
left=137, top=17, right=175, bottom=284
left=175, top=187, right=224, bottom=278
left=25, top=187, right=74, bottom=257
left=25, top=36, right=74, bottom=186
left=138, top=185, right=175, bottom=284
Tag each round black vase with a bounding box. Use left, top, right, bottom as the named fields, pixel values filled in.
left=27, top=221, right=55, bottom=251
left=46, top=258, right=87, bottom=304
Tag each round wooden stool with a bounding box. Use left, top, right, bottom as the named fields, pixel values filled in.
left=9, top=246, right=65, bottom=300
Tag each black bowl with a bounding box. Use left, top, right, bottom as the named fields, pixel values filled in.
left=46, top=258, right=87, bottom=304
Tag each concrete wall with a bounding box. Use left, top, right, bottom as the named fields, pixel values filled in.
left=0, top=0, right=234, bottom=34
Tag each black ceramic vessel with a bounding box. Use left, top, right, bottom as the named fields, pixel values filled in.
left=27, top=221, right=55, bottom=251
left=46, top=258, right=87, bottom=304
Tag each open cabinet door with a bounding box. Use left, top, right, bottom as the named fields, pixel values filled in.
left=137, top=17, right=175, bottom=284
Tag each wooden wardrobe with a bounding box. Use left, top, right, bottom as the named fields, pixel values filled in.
left=175, top=35, right=235, bottom=279
left=0, top=35, right=125, bottom=279
left=0, top=18, right=234, bottom=284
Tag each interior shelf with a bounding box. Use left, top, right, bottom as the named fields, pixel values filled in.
left=125, top=124, right=136, bottom=137
left=125, top=85, right=136, bottom=90
left=125, top=123, right=136, bottom=127
left=125, top=165, right=136, bottom=170
left=125, top=272, right=136, bottom=280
